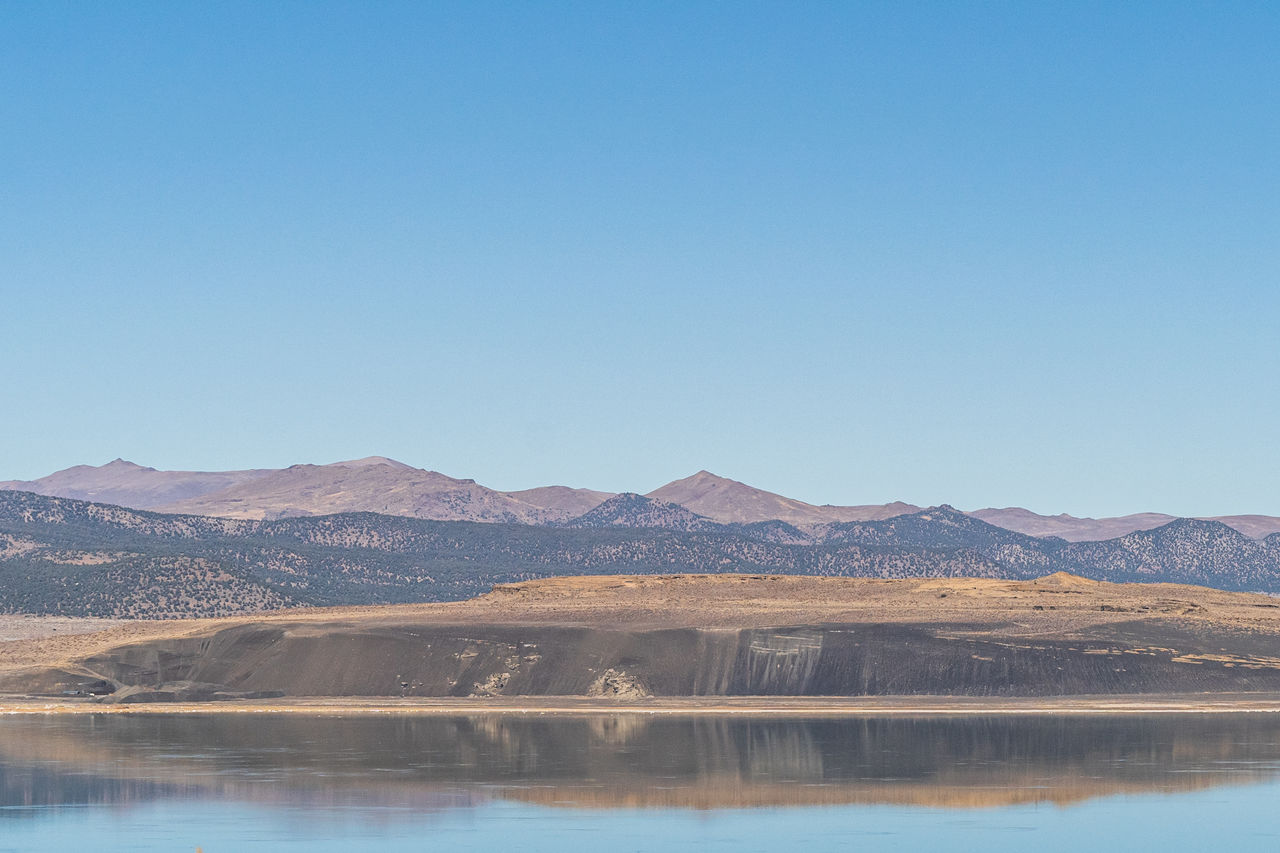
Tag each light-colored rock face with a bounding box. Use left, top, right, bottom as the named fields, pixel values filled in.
left=645, top=470, right=920, bottom=526
left=0, top=459, right=275, bottom=510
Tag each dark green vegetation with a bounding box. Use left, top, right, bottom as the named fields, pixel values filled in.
left=2, top=490, right=1280, bottom=617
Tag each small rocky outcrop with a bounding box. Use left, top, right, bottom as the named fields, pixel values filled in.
left=588, top=668, right=650, bottom=699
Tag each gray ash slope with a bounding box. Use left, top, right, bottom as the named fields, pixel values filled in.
left=65, top=623, right=1280, bottom=700
left=2, top=490, right=1279, bottom=617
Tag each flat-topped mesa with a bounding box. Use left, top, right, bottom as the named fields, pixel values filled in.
left=8, top=574, right=1280, bottom=703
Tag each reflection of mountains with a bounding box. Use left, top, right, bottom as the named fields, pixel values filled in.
left=2, top=714, right=1280, bottom=812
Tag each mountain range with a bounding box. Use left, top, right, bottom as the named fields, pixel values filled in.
left=4, top=457, right=1279, bottom=541
left=3, top=489, right=1280, bottom=618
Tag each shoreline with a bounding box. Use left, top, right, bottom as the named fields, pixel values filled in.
left=7, top=693, right=1280, bottom=716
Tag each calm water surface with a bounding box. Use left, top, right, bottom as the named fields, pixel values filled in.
left=1, top=713, right=1279, bottom=851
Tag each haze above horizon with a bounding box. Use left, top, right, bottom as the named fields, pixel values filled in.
left=3, top=2, right=1277, bottom=518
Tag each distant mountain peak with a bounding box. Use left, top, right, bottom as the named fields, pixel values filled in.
left=1146, top=517, right=1244, bottom=540
left=325, top=456, right=417, bottom=471
left=912, top=505, right=969, bottom=522
left=568, top=493, right=721, bottom=532
left=0, top=460, right=273, bottom=510
left=661, top=470, right=739, bottom=492
left=104, top=458, right=151, bottom=471
left=647, top=471, right=920, bottom=527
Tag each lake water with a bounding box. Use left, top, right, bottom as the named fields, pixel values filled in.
left=1, top=713, right=1279, bottom=851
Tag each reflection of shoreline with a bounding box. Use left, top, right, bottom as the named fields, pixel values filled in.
left=498, top=776, right=1259, bottom=810
left=9, top=693, right=1280, bottom=715
left=2, top=713, right=1280, bottom=812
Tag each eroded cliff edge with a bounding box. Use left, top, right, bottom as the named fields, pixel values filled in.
left=6, top=573, right=1280, bottom=701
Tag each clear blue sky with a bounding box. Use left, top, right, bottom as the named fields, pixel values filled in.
left=2, top=1, right=1277, bottom=517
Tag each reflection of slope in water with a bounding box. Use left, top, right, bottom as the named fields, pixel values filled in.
left=1, top=714, right=1280, bottom=812
left=0, top=763, right=482, bottom=819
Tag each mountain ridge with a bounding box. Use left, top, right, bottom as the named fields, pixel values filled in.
left=645, top=470, right=921, bottom=526
left=0, top=459, right=275, bottom=510
left=4, top=490, right=1280, bottom=618
left=5, top=459, right=1279, bottom=541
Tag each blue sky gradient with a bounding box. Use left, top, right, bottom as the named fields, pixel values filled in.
left=2, top=1, right=1277, bottom=516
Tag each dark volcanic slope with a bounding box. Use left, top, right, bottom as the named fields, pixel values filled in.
left=71, top=621, right=1280, bottom=700
left=2, top=491, right=1280, bottom=617
left=9, top=574, right=1280, bottom=701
